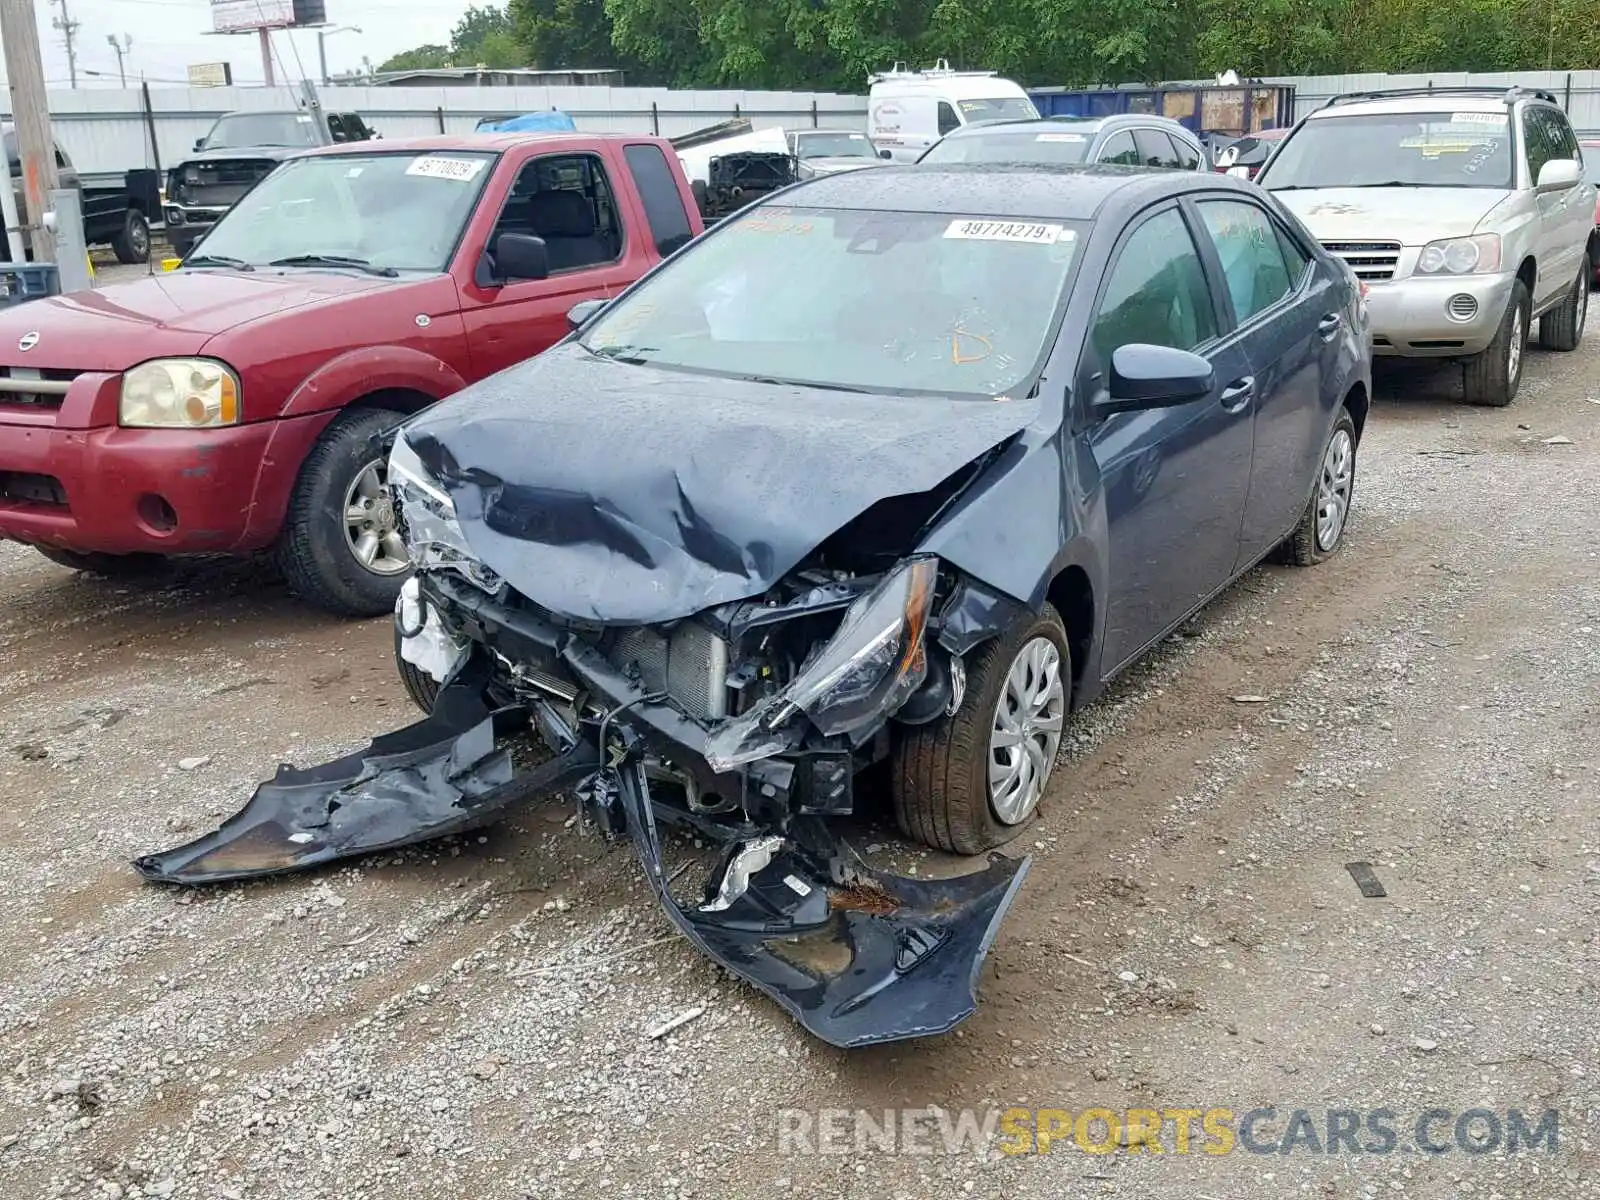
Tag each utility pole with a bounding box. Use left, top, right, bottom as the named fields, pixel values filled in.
left=259, top=27, right=274, bottom=87
left=106, top=33, right=131, bottom=88
left=0, top=0, right=64, bottom=259
left=49, top=0, right=79, bottom=89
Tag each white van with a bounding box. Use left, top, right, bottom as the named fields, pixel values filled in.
left=868, top=61, right=1040, bottom=163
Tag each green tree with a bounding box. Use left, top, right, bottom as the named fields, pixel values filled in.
left=378, top=43, right=452, bottom=72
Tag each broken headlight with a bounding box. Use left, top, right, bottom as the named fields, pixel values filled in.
left=388, top=432, right=501, bottom=594
left=705, top=557, right=937, bottom=770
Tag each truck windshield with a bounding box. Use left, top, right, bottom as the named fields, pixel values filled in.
left=958, top=97, right=1041, bottom=124
left=580, top=205, right=1084, bottom=397
left=192, top=151, right=496, bottom=274
left=1260, top=112, right=1515, bottom=189
left=795, top=133, right=872, bottom=159
left=202, top=112, right=323, bottom=151
left=921, top=129, right=1091, bottom=165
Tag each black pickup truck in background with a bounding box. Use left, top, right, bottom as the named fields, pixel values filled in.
left=5, top=126, right=157, bottom=263
left=164, top=108, right=377, bottom=257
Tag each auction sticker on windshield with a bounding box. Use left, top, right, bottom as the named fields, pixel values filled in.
left=945, top=219, right=1071, bottom=245
left=1036, top=133, right=1086, bottom=143
left=1450, top=112, right=1509, bottom=126
left=406, top=156, right=488, bottom=182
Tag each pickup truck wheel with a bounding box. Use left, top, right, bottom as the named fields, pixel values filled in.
left=891, top=608, right=1070, bottom=855
left=393, top=625, right=439, bottom=714
left=1462, top=280, right=1528, bottom=407
left=277, top=408, right=411, bottom=618
left=111, top=209, right=151, bottom=264
left=35, top=546, right=166, bottom=577
left=1277, top=408, right=1357, bottom=567
left=1538, top=256, right=1589, bottom=351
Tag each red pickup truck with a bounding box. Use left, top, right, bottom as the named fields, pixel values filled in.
left=0, top=132, right=703, bottom=615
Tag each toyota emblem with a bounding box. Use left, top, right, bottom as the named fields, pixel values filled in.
left=17, top=331, right=39, bottom=352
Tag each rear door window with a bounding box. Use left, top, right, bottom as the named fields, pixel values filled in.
left=1195, top=199, right=1296, bottom=323
left=1134, top=128, right=1181, bottom=169
left=623, top=143, right=694, bottom=256
left=1171, top=134, right=1202, bottom=170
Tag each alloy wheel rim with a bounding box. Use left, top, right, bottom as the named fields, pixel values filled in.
left=989, top=637, right=1066, bottom=825
left=342, top=459, right=410, bottom=576
left=1507, top=307, right=1524, bottom=381
left=1577, top=273, right=1588, bottom=341
left=1315, top=428, right=1354, bottom=552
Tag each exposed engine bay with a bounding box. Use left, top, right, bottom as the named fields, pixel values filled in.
left=698, top=151, right=798, bottom=221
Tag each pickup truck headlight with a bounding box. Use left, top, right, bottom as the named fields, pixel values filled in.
left=1416, top=234, right=1501, bottom=276
left=119, top=359, right=240, bottom=428
left=705, top=557, right=937, bottom=770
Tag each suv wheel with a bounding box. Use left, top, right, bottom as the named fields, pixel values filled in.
left=892, top=608, right=1071, bottom=855
left=1538, top=255, right=1589, bottom=351
left=1462, top=280, right=1528, bottom=407
left=277, top=408, right=411, bottom=617
left=111, top=209, right=151, bottom=264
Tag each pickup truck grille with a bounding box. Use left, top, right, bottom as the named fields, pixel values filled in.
left=0, top=366, right=79, bottom=410
left=1322, top=241, right=1401, bottom=282
left=179, top=158, right=276, bottom=208
left=604, top=622, right=730, bottom=721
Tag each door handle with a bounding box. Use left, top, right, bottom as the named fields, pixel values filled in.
left=1318, top=313, right=1343, bottom=341
left=1220, top=376, right=1255, bottom=411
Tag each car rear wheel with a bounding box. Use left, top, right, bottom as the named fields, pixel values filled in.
left=1277, top=407, right=1357, bottom=567
left=1462, top=280, right=1528, bottom=407
left=892, top=608, right=1071, bottom=855
left=1538, top=255, right=1589, bottom=351
left=35, top=546, right=167, bottom=577
left=277, top=407, right=411, bottom=618
left=111, top=209, right=151, bottom=264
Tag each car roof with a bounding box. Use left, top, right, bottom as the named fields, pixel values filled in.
left=941, top=114, right=1197, bottom=141
left=784, top=162, right=1238, bottom=220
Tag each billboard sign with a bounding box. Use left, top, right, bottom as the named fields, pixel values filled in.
left=211, top=0, right=327, bottom=33
left=187, top=62, right=235, bottom=87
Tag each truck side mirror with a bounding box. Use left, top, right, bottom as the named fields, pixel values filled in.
left=493, top=232, right=550, bottom=282
left=193, top=137, right=205, bottom=152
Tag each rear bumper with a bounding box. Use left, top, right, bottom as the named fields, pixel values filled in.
left=0, top=407, right=334, bottom=555
left=1365, top=272, right=1515, bottom=357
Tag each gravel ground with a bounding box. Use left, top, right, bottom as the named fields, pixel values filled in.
left=0, top=286, right=1596, bottom=1199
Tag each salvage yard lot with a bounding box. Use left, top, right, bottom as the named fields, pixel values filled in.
left=1, top=314, right=1597, bottom=1198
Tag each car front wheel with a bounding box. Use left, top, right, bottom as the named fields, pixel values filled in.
left=892, top=607, right=1071, bottom=855
left=1462, top=280, right=1528, bottom=407
left=277, top=407, right=411, bottom=617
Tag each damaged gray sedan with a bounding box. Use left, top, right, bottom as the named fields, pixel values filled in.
left=138, top=164, right=1371, bottom=1047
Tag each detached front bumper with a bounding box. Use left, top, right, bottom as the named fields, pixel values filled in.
left=1365, top=271, right=1515, bottom=357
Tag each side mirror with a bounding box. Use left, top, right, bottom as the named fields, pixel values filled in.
left=1100, top=344, right=1214, bottom=414
left=193, top=137, right=205, bottom=152
left=567, top=298, right=607, bottom=331
left=877, top=149, right=893, bottom=160
left=1536, top=158, right=1581, bottom=192
left=493, top=232, right=549, bottom=282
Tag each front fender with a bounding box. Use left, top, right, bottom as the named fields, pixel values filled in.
left=277, top=345, right=468, bottom=420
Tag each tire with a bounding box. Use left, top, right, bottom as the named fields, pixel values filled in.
left=35, top=546, right=167, bottom=577
left=276, top=407, right=412, bottom=618
left=1462, top=279, right=1528, bottom=407
left=892, top=607, right=1071, bottom=855
left=1538, top=255, right=1589, bottom=351
left=1278, top=407, right=1357, bottom=567
left=394, top=624, right=439, bottom=714
left=111, top=209, right=151, bottom=264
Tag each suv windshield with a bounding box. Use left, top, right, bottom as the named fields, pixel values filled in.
left=192, top=151, right=496, bottom=273
left=795, top=132, right=872, bottom=159
left=581, top=205, right=1084, bottom=396
left=202, top=112, right=322, bottom=151
left=1260, top=111, right=1514, bottom=189
left=921, top=128, right=1091, bottom=165
left=958, top=97, right=1041, bottom=124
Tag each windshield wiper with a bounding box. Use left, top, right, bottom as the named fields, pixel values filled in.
left=183, top=254, right=254, bottom=271
left=585, top=344, right=654, bottom=365
left=268, top=254, right=399, bottom=278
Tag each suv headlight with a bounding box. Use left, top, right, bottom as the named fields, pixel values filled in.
left=1416, top=234, right=1501, bottom=276
left=119, top=358, right=240, bottom=428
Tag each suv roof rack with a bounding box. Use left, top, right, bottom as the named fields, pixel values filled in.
left=868, top=58, right=998, bottom=85
left=1320, top=85, right=1559, bottom=110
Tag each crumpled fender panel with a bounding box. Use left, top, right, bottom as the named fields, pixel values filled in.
left=614, top=761, right=1030, bottom=1048
left=134, top=678, right=599, bottom=885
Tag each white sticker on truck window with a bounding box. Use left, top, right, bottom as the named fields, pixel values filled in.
left=944, top=219, right=1071, bottom=245
left=406, top=156, right=487, bottom=182
left=1450, top=112, right=1509, bottom=126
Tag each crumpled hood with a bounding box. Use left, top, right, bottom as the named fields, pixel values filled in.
left=1271, top=187, right=1511, bottom=245
left=402, top=344, right=1038, bottom=625
left=0, top=271, right=398, bottom=370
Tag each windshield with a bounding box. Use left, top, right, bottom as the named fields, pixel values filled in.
left=795, top=132, right=872, bottom=159
left=202, top=112, right=321, bottom=151
left=1260, top=112, right=1514, bottom=189
left=958, top=97, right=1041, bottom=124
left=192, top=151, right=495, bottom=273
left=580, top=205, right=1083, bottom=397
left=921, top=128, right=1091, bottom=166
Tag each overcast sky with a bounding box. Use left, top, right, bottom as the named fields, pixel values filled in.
left=23, top=0, right=475, bottom=87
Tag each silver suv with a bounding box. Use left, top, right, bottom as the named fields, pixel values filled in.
left=1257, top=87, right=1597, bottom=406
